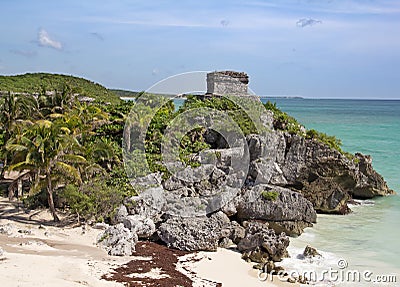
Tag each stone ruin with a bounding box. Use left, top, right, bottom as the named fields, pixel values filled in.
left=206, top=71, right=249, bottom=96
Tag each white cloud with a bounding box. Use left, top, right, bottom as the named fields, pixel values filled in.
left=38, top=29, right=62, bottom=50
left=296, top=18, right=322, bottom=28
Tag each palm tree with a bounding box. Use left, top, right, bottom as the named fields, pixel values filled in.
left=6, top=119, right=86, bottom=222
left=0, top=93, right=17, bottom=174
left=0, top=92, right=39, bottom=178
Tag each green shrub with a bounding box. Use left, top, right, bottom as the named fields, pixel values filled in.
left=181, top=95, right=259, bottom=135
left=60, top=184, right=95, bottom=220
left=264, top=101, right=304, bottom=135
left=60, top=174, right=136, bottom=223
left=22, top=190, right=49, bottom=209
left=178, top=127, right=210, bottom=168
left=261, top=190, right=279, bottom=201
left=306, top=129, right=347, bottom=153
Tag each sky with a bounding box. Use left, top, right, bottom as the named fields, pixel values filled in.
left=1, top=0, right=400, bottom=99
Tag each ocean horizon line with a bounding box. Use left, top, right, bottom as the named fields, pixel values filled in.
left=259, top=96, right=400, bottom=101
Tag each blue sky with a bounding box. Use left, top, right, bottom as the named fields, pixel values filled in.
left=1, top=0, right=400, bottom=98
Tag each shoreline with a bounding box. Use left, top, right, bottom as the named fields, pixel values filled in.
left=3, top=195, right=398, bottom=287
left=0, top=197, right=295, bottom=287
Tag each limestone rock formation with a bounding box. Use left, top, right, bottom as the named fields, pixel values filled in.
left=123, top=215, right=156, bottom=239
left=97, top=223, right=138, bottom=256
left=245, top=132, right=394, bottom=214
left=238, top=222, right=289, bottom=262
left=228, top=221, right=246, bottom=244
left=303, top=245, right=321, bottom=257
left=113, top=204, right=128, bottom=224
left=157, top=211, right=231, bottom=251
left=236, top=184, right=317, bottom=236
left=124, top=186, right=165, bottom=223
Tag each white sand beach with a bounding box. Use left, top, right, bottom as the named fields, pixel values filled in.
left=0, top=198, right=128, bottom=287
left=181, top=248, right=299, bottom=287
left=0, top=198, right=297, bottom=287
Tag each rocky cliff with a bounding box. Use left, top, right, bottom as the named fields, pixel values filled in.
left=99, top=97, right=394, bottom=266
left=245, top=123, right=394, bottom=214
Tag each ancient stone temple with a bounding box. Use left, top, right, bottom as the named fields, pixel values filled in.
left=206, top=71, right=249, bottom=96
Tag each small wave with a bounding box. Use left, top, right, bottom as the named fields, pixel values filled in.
left=348, top=199, right=375, bottom=208
left=280, top=246, right=341, bottom=286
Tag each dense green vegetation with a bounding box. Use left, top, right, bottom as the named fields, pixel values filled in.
left=110, top=89, right=141, bottom=100
left=0, top=75, right=353, bottom=223
left=181, top=95, right=268, bottom=135
left=0, top=90, right=135, bottom=222
left=0, top=73, right=120, bottom=104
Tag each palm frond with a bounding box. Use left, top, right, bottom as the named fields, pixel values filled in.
left=36, top=120, right=53, bottom=128
left=55, top=161, right=82, bottom=184
left=8, top=161, right=32, bottom=171
left=61, top=154, right=87, bottom=163
left=6, top=143, right=28, bottom=153
left=49, top=113, right=65, bottom=119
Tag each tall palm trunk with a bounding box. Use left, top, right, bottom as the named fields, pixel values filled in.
left=46, top=170, right=59, bottom=222
left=0, top=157, right=6, bottom=179
left=1, top=128, right=11, bottom=180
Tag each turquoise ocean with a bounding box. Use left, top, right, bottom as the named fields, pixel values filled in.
left=266, top=99, right=400, bottom=286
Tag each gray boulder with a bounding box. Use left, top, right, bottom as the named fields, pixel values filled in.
left=113, top=204, right=128, bottom=224
left=124, top=186, right=165, bottom=223
left=237, top=185, right=317, bottom=226
left=219, top=237, right=234, bottom=248
left=130, top=172, right=162, bottom=187
left=238, top=221, right=289, bottom=262
left=163, top=176, right=186, bottom=191
left=229, top=221, right=246, bottom=244
left=97, top=223, right=138, bottom=256
left=123, top=215, right=156, bottom=239
left=221, top=197, right=238, bottom=217
left=352, top=153, right=394, bottom=198
left=303, top=245, right=321, bottom=258
left=246, top=132, right=286, bottom=163
left=249, top=159, right=287, bottom=186
left=158, top=211, right=231, bottom=251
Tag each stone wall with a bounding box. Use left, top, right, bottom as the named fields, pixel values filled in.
left=207, top=71, right=249, bottom=96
